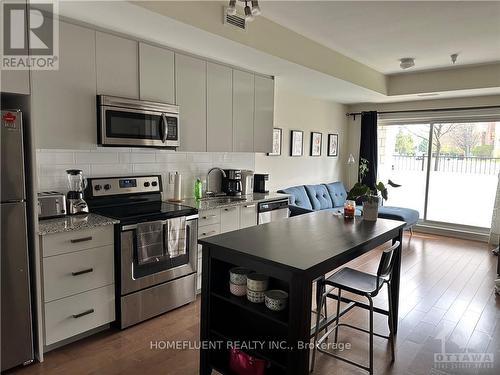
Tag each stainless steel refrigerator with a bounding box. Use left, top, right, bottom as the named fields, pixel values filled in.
left=1, top=109, right=34, bottom=371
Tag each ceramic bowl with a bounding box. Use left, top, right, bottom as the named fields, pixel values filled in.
left=246, top=273, right=269, bottom=292
left=229, top=282, right=247, bottom=297
left=229, top=267, right=253, bottom=285
left=264, top=290, right=289, bottom=312
left=246, top=289, right=265, bottom=303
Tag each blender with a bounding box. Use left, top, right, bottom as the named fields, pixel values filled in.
left=66, top=169, right=89, bottom=215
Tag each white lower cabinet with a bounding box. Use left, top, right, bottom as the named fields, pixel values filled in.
left=41, top=225, right=115, bottom=348
left=240, top=204, right=258, bottom=228
left=220, top=206, right=240, bottom=233
left=44, top=285, right=115, bottom=346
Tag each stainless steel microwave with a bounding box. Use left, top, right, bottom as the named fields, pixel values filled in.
left=97, top=95, right=180, bottom=148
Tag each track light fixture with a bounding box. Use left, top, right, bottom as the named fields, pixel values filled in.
left=226, top=0, right=262, bottom=20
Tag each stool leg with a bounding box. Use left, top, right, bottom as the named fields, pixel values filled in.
left=310, top=288, right=325, bottom=373
left=387, top=282, right=395, bottom=362
left=333, top=288, right=342, bottom=344
left=367, top=295, right=374, bottom=375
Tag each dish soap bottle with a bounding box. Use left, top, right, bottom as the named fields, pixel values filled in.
left=194, top=178, right=203, bottom=200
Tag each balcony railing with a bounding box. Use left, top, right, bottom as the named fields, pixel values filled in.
left=389, top=155, right=500, bottom=175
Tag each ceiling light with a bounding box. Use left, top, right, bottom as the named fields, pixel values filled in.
left=399, top=57, right=415, bottom=70
left=251, top=1, right=261, bottom=16
left=226, top=0, right=236, bottom=15
left=244, top=1, right=254, bottom=22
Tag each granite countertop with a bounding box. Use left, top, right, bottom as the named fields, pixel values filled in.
left=38, top=213, right=119, bottom=236
left=177, top=192, right=290, bottom=211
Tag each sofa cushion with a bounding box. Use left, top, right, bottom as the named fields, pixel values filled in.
left=377, top=206, right=419, bottom=228
left=278, top=186, right=313, bottom=210
left=304, top=184, right=333, bottom=210
left=324, top=182, right=348, bottom=207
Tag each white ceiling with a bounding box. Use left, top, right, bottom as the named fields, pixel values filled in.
left=263, top=1, right=500, bottom=74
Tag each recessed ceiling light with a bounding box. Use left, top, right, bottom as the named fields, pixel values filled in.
left=400, top=57, right=415, bottom=70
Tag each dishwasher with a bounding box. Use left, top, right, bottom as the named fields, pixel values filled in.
left=257, top=199, right=290, bottom=224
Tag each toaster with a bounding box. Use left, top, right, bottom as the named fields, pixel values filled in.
left=38, top=192, right=67, bottom=219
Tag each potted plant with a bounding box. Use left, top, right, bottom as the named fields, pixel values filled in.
left=347, top=158, right=400, bottom=221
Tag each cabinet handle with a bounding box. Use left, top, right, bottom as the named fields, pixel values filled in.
left=224, top=207, right=236, bottom=211
left=72, top=308, right=95, bottom=319
left=202, top=215, right=217, bottom=219
left=201, top=230, right=217, bottom=236
left=71, top=268, right=94, bottom=276
left=244, top=204, right=256, bottom=208
left=70, top=236, right=93, bottom=243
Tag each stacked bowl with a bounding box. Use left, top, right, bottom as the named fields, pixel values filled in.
left=229, top=267, right=252, bottom=296
left=246, top=274, right=269, bottom=303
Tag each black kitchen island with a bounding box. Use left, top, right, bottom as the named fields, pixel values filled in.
left=199, top=211, right=405, bottom=375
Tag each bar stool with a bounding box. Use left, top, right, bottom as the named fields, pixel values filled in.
left=310, top=241, right=400, bottom=374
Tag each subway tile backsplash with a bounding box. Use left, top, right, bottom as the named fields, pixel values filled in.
left=36, top=148, right=255, bottom=199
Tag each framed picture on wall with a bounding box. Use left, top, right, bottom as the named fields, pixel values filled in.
left=310, top=132, right=322, bottom=156
left=327, top=133, right=338, bottom=157
left=290, top=130, right=303, bottom=156
left=268, top=128, right=282, bottom=156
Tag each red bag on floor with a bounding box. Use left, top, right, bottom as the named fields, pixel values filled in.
left=229, top=348, right=268, bottom=375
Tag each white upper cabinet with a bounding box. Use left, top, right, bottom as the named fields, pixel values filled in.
left=207, top=62, right=233, bottom=152
left=232, top=70, right=255, bottom=152
left=254, top=76, right=274, bottom=153
left=175, top=53, right=207, bottom=152
left=96, top=32, right=139, bottom=99
left=32, top=21, right=97, bottom=149
left=139, top=43, right=175, bottom=104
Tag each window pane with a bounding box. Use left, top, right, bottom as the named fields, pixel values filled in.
left=427, top=122, right=499, bottom=228
left=378, top=124, right=430, bottom=218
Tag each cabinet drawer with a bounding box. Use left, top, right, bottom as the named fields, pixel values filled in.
left=43, top=245, right=114, bottom=302
left=198, top=223, right=221, bottom=239
left=44, top=285, right=115, bottom=346
left=198, top=209, right=220, bottom=226
left=240, top=203, right=257, bottom=229
left=220, top=206, right=240, bottom=233
left=42, top=226, right=114, bottom=257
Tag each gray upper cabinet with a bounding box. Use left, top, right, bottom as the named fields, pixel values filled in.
left=207, top=63, right=233, bottom=152
left=139, top=43, right=175, bottom=104
left=254, top=76, right=274, bottom=153
left=232, top=70, right=254, bottom=152
left=32, top=21, right=97, bottom=149
left=175, top=53, right=207, bottom=152
left=96, top=32, right=139, bottom=99
left=2, top=71, right=30, bottom=95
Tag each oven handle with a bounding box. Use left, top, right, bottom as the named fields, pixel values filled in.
left=121, top=214, right=199, bottom=232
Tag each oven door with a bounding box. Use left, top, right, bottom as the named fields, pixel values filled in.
left=120, top=215, right=198, bottom=295
left=99, top=106, right=179, bottom=148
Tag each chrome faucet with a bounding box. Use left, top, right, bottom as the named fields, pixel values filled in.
left=205, top=167, right=227, bottom=197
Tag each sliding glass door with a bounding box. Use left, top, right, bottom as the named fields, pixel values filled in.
left=378, top=121, right=499, bottom=229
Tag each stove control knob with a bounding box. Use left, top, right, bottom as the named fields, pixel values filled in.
left=94, top=184, right=102, bottom=191
left=144, top=182, right=150, bottom=187
left=152, top=181, right=158, bottom=187
left=104, top=184, right=111, bottom=190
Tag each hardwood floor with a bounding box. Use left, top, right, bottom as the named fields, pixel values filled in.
left=8, top=233, right=499, bottom=375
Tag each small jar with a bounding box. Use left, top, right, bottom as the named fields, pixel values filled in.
left=344, top=200, right=356, bottom=219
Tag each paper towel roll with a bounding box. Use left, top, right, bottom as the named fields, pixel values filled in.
left=173, top=172, right=182, bottom=201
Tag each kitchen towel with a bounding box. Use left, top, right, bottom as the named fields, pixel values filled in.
left=166, top=217, right=187, bottom=258
left=136, top=220, right=165, bottom=265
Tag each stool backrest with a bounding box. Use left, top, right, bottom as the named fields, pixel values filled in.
left=376, top=241, right=400, bottom=286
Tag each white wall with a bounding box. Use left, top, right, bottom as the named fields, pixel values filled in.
left=255, top=80, right=348, bottom=192
left=36, top=148, right=254, bottom=200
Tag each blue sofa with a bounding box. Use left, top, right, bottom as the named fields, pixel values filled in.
left=278, top=182, right=419, bottom=230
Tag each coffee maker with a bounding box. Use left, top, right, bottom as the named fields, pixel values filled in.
left=221, top=169, right=242, bottom=196
left=66, top=169, right=89, bottom=215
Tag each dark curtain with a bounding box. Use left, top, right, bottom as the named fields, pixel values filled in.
left=359, top=111, right=378, bottom=189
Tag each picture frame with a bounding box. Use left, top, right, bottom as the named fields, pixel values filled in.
left=290, top=130, right=304, bottom=157
left=268, top=128, right=282, bottom=156
left=310, top=132, right=322, bottom=157
left=327, top=133, right=338, bottom=157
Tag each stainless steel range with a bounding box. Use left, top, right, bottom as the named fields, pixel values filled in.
left=85, top=175, right=198, bottom=328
